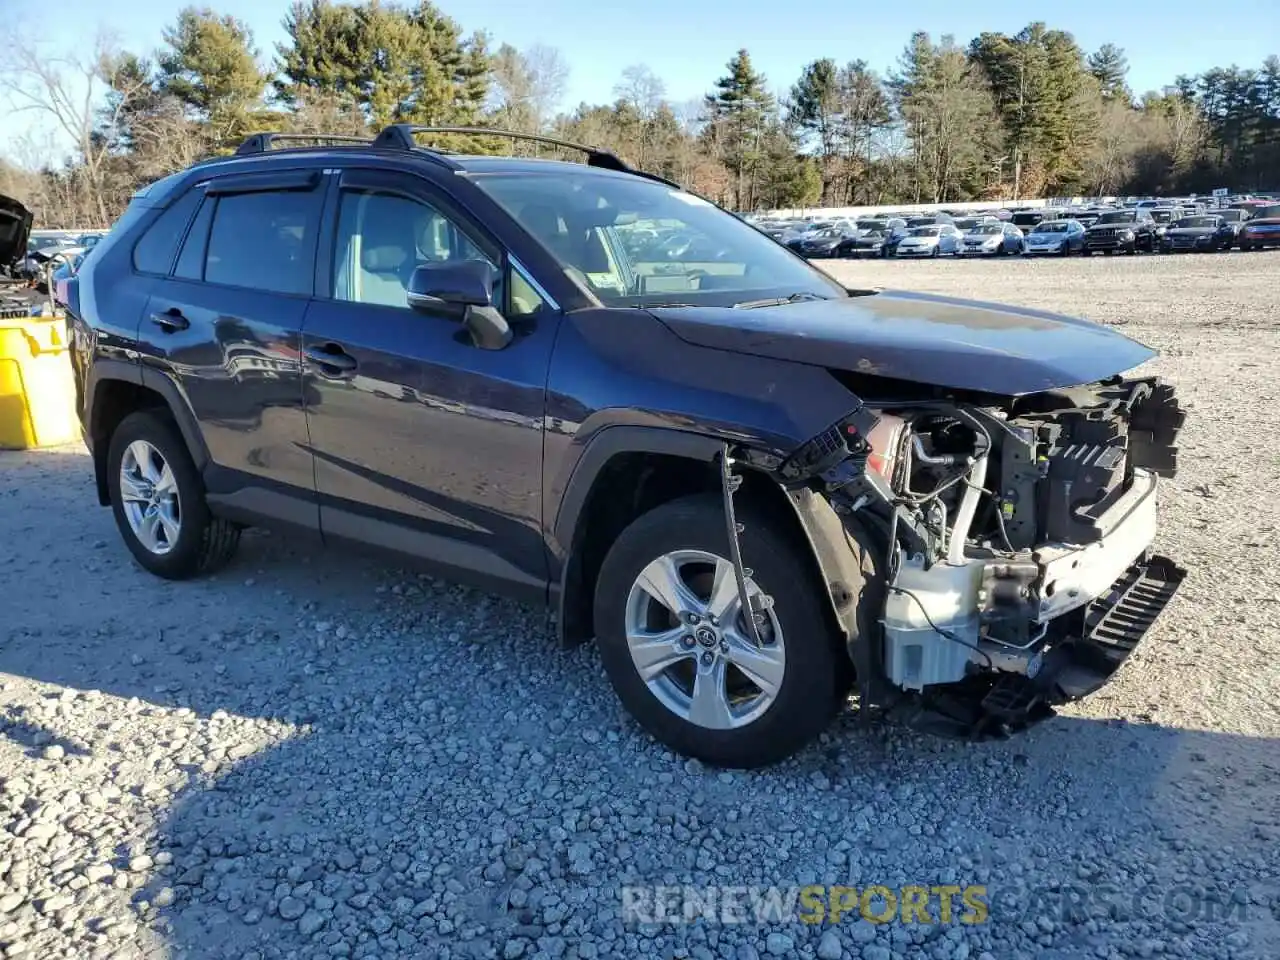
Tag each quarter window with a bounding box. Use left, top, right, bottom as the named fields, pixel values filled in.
left=132, top=188, right=203, bottom=275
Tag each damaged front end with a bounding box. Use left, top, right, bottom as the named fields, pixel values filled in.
left=761, top=375, right=1187, bottom=740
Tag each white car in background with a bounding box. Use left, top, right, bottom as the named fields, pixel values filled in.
left=893, top=224, right=962, bottom=257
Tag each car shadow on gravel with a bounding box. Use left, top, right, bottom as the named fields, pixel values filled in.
left=3, top=448, right=1278, bottom=959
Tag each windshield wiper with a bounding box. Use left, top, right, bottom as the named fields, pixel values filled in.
left=732, top=292, right=826, bottom=310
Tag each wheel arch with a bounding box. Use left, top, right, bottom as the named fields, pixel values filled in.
left=552, top=426, right=864, bottom=657
left=89, top=367, right=209, bottom=506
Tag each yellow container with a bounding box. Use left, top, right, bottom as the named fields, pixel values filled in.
left=0, top=316, right=80, bottom=449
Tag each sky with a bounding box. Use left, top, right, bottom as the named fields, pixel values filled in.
left=3, top=0, right=1278, bottom=161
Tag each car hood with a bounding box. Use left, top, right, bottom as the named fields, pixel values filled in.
left=1165, top=227, right=1216, bottom=236
left=1246, top=217, right=1280, bottom=226
left=1088, top=222, right=1138, bottom=230
left=0, top=194, right=33, bottom=267
left=650, top=290, right=1156, bottom=396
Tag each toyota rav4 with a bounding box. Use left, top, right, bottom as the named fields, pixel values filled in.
left=65, top=127, right=1186, bottom=767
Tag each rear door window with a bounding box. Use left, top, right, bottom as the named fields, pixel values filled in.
left=203, top=189, right=322, bottom=296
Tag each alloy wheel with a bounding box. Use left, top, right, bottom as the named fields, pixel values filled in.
left=119, top=440, right=182, bottom=555
left=624, top=549, right=785, bottom=730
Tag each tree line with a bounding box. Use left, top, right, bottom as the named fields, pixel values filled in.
left=0, top=2, right=1276, bottom=227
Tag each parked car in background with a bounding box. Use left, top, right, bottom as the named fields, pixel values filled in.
left=893, top=224, right=961, bottom=257
left=1148, top=207, right=1184, bottom=242
left=838, top=227, right=889, bottom=258
left=793, top=225, right=859, bottom=258
left=1010, top=210, right=1051, bottom=231
left=1160, top=215, right=1234, bottom=253
left=951, top=215, right=998, bottom=233
left=1084, top=209, right=1157, bottom=254
left=1212, top=208, right=1249, bottom=245
left=957, top=222, right=1025, bottom=256
left=877, top=218, right=912, bottom=258
left=905, top=214, right=954, bottom=229
left=1023, top=219, right=1087, bottom=255
left=1238, top=205, right=1280, bottom=250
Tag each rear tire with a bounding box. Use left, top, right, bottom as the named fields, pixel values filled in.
left=107, top=411, right=241, bottom=580
left=594, top=494, right=850, bottom=768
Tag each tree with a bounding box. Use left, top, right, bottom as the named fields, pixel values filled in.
left=703, top=49, right=775, bottom=210
left=275, top=0, right=364, bottom=108
left=275, top=1, right=489, bottom=130
left=892, top=33, right=1000, bottom=203
left=488, top=43, right=568, bottom=134
left=970, top=23, right=1099, bottom=195
left=613, top=64, right=667, bottom=167
left=789, top=58, right=841, bottom=200
left=158, top=7, right=267, bottom=149
left=1088, top=43, right=1131, bottom=104
left=834, top=60, right=892, bottom=203
left=0, top=30, right=152, bottom=225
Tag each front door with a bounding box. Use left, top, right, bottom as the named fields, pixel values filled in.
left=300, top=168, right=558, bottom=600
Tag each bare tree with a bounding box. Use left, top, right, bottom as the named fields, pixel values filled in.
left=0, top=28, right=150, bottom=225
left=488, top=43, right=568, bottom=136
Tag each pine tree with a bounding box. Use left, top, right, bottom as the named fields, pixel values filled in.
left=273, top=1, right=489, bottom=132
left=1088, top=43, right=1131, bottom=104
left=158, top=7, right=267, bottom=149
left=704, top=49, right=775, bottom=210
left=789, top=59, right=841, bottom=200
left=893, top=33, right=999, bottom=202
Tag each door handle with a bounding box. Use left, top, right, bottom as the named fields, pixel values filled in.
left=150, top=308, right=189, bottom=332
left=304, top=344, right=358, bottom=375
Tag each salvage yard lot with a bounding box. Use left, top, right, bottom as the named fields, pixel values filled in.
left=1, top=254, right=1278, bottom=960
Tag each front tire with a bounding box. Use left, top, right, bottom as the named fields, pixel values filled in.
left=107, top=411, right=241, bottom=580
left=594, top=494, right=849, bottom=768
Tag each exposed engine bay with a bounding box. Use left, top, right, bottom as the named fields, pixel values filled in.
left=776, top=374, right=1186, bottom=738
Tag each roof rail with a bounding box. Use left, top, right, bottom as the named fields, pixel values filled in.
left=372, top=125, right=669, bottom=179
left=233, top=132, right=375, bottom=156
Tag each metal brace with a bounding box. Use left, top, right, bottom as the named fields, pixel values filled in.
left=718, top=444, right=770, bottom=646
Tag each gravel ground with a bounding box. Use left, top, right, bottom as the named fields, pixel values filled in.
left=1, top=252, right=1278, bottom=960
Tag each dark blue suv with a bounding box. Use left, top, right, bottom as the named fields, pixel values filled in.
left=66, top=126, right=1187, bottom=765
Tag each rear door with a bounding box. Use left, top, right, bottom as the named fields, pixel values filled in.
left=298, top=167, right=559, bottom=600
left=139, top=168, right=325, bottom=532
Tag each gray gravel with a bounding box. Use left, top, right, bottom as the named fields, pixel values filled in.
left=1, top=252, right=1278, bottom=959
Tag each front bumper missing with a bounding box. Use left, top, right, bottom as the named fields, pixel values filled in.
left=890, top=553, right=1185, bottom=740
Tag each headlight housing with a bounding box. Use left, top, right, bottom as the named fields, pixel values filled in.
left=1120, top=230, right=1135, bottom=240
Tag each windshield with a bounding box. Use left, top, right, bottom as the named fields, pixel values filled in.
left=1150, top=209, right=1177, bottom=222
left=953, top=218, right=983, bottom=230
left=1033, top=223, right=1070, bottom=233
left=469, top=172, right=845, bottom=306
left=906, top=218, right=938, bottom=228
left=1098, top=212, right=1137, bottom=224
left=811, top=228, right=842, bottom=239
left=1174, top=217, right=1219, bottom=228
left=1217, top=210, right=1245, bottom=222
left=855, top=220, right=882, bottom=231
left=1011, top=213, right=1043, bottom=225
left=971, top=224, right=1003, bottom=235
left=909, top=227, right=940, bottom=237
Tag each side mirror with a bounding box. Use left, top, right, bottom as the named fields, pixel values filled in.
left=406, top=260, right=512, bottom=351
left=407, top=260, right=495, bottom=311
